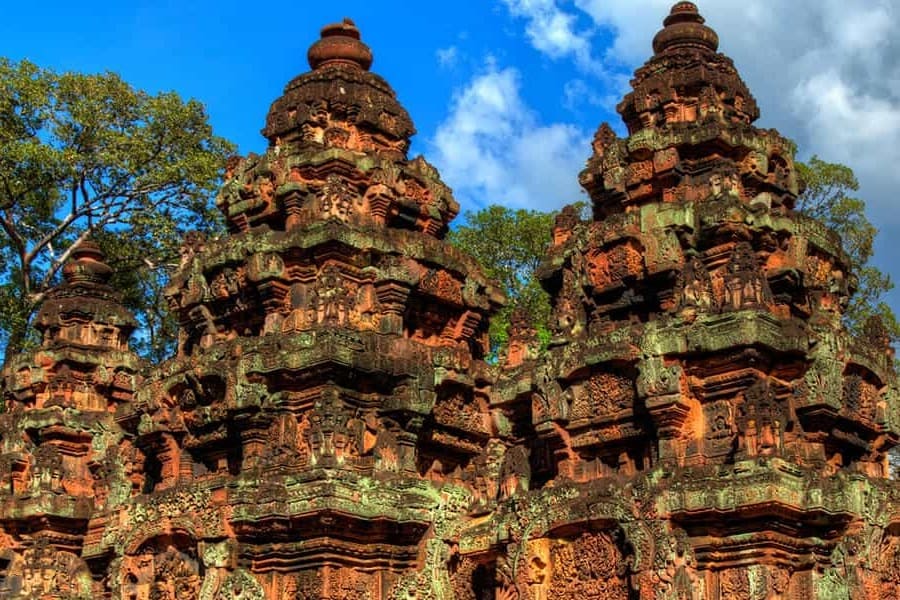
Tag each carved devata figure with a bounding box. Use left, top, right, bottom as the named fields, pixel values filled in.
left=722, top=243, right=771, bottom=311
left=738, top=379, right=785, bottom=458
left=318, top=174, right=361, bottom=223
left=679, top=254, right=716, bottom=312
left=281, top=263, right=380, bottom=332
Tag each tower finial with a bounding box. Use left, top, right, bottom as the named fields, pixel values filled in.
left=307, top=17, right=374, bottom=71
left=62, top=240, right=113, bottom=285
left=652, top=2, right=719, bottom=54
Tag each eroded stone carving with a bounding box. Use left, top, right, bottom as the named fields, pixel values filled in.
left=0, top=4, right=897, bottom=600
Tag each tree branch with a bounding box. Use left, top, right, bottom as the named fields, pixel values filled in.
left=0, top=210, right=26, bottom=259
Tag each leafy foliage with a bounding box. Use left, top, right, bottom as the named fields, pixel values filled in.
left=0, top=58, right=233, bottom=363
left=796, top=156, right=900, bottom=342
left=448, top=205, right=556, bottom=358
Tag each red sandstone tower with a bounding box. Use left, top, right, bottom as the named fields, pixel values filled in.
left=481, top=3, right=900, bottom=598
left=0, top=242, right=141, bottom=596
left=91, top=16, right=500, bottom=599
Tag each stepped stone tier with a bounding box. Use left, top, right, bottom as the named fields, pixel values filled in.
left=0, top=4, right=898, bottom=599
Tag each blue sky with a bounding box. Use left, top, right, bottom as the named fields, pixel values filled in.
left=3, top=0, right=900, bottom=311
left=0, top=1, right=613, bottom=162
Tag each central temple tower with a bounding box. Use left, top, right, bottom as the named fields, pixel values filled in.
left=83, top=18, right=505, bottom=599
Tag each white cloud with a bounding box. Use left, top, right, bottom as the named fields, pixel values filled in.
left=567, top=0, right=900, bottom=224
left=793, top=71, right=900, bottom=165
left=563, top=79, right=595, bottom=110
left=826, top=4, right=892, bottom=53
left=572, top=0, right=673, bottom=65
left=431, top=62, right=590, bottom=211
left=436, top=46, right=459, bottom=69
left=499, top=0, right=604, bottom=75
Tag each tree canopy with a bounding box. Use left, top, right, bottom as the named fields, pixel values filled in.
left=448, top=205, right=556, bottom=358
left=796, top=156, right=899, bottom=342
left=0, top=58, right=233, bottom=363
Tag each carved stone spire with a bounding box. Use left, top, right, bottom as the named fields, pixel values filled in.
left=582, top=1, right=783, bottom=219
left=652, top=1, right=719, bottom=55
left=60, top=240, right=113, bottom=285
left=34, top=240, right=137, bottom=351
left=617, top=1, right=759, bottom=138
left=2, top=6, right=897, bottom=599
left=119, top=16, right=503, bottom=599
left=214, top=20, right=464, bottom=239
left=515, top=2, right=900, bottom=598
left=262, top=19, right=413, bottom=151
left=0, top=238, right=141, bottom=572
left=307, top=18, right=374, bottom=71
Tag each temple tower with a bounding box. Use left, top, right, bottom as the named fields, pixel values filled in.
left=0, top=4, right=897, bottom=599
left=83, top=18, right=504, bottom=599
left=476, top=3, right=900, bottom=599
left=0, top=242, right=141, bottom=598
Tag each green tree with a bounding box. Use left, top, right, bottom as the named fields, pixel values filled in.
left=0, top=58, right=233, bottom=364
left=90, top=214, right=224, bottom=363
left=795, top=156, right=900, bottom=342
left=448, top=205, right=556, bottom=357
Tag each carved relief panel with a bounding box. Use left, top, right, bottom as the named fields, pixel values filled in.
left=214, top=569, right=265, bottom=600
left=703, top=400, right=736, bottom=459
left=570, top=368, right=636, bottom=422
left=678, top=255, right=717, bottom=312
left=0, top=545, right=92, bottom=599
left=282, top=262, right=380, bottom=332
left=737, top=380, right=786, bottom=459
left=842, top=372, right=880, bottom=423
left=548, top=532, right=630, bottom=599
left=586, top=241, right=645, bottom=293
left=433, top=386, right=492, bottom=437
left=121, top=537, right=202, bottom=600
left=720, top=243, right=772, bottom=311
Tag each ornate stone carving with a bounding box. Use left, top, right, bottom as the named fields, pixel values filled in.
left=0, top=545, right=93, bottom=599
left=0, top=5, right=896, bottom=600
left=548, top=532, right=630, bottom=599
left=722, top=243, right=772, bottom=310
left=214, top=569, right=265, bottom=600
left=570, top=370, right=635, bottom=421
